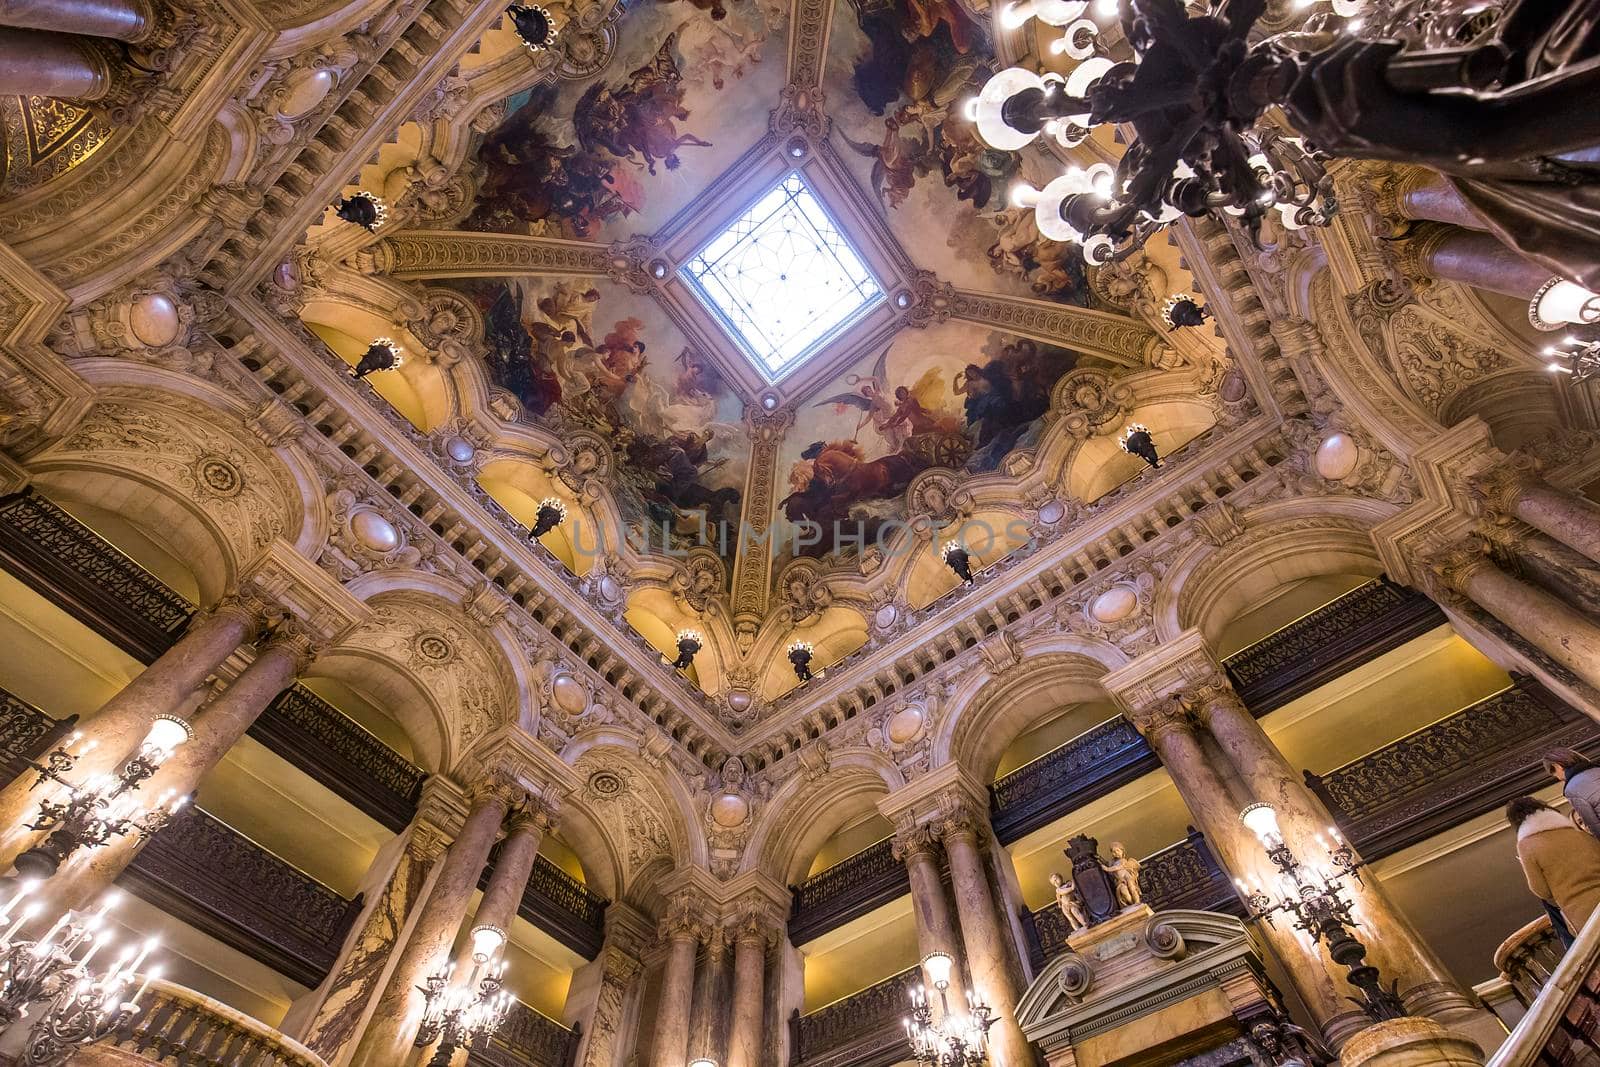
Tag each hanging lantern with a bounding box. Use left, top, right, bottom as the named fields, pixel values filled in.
left=334, top=192, right=388, bottom=232
left=1119, top=423, right=1160, bottom=469
left=530, top=498, right=567, bottom=540
left=351, top=339, right=404, bottom=380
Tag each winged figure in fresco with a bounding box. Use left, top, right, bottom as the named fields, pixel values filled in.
left=574, top=34, right=713, bottom=175
left=838, top=59, right=980, bottom=208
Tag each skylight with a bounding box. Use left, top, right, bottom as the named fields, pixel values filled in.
left=680, top=173, right=884, bottom=381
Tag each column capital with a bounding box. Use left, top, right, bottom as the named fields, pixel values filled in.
left=1101, top=629, right=1226, bottom=715
left=659, top=890, right=709, bottom=945
left=1468, top=453, right=1543, bottom=525
left=464, top=724, right=583, bottom=802
left=1423, top=535, right=1499, bottom=595
left=1123, top=695, right=1201, bottom=743
left=199, top=590, right=272, bottom=635
left=505, top=796, right=559, bottom=836
left=877, top=762, right=987, bottom=836
left=891, top=818, right=942, bottom=863
left=933, top=790, right=987, bottom=846
left=411, top=776, right=471, bottom=859
left=256, top=618, right=325, bottom=675
left=470, top=771, right=529, bottom=812
left=242, top=539, right=370, bottom=646
left=1182, top=682, right=1250, bottom=729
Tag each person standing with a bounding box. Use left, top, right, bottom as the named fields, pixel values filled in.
left=1509, top=796, right=1600, bottom=937
left=1543, top=748, right=1600, bottom=837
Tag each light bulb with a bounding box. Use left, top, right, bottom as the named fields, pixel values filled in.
left=1240, top=802, right=1282, bottom=845
left=139, top=716, right=193, bottom=760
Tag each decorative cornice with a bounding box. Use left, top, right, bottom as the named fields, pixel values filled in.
left=948, top=289, right=1164, bottom=368
left=367, top=230, right=610, bottom=280
left=1100, top=630, right=1224, bottom=718
left=243, top=538, right=370, bottom=645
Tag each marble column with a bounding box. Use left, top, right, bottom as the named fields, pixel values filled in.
left=1191, top=685, right=1495, bottom=1043
left=939, top=804, right=1032, bottom=1067
left=727, top=915, right=769, bottom=1067
left=0, top=598, right=258, bottom=864
left=569, top=903, right=650, bottom=1067
left=1433, top=544, right=1600, bottom=694
left=1393, top=172, right=1486, bottom=231
left=0, top=0, right=151, bottom=41
left=1413, top=227, right=1552, bottom=299
left=894, top=823, right=967, bottom=1009
left=691, top=926, right=730, bottom=1064
left=1477, top=465, right=1600, bottom=568
left=350, top=780, right=518, bottom=1067
left=0, top=27, right=111, bottom=98
left=650, top=904, right=701, bottom=1067
left=1127, top=701, right=1354, bottom=1042
left=456, top=804, right=550, bottom=964
left=38, top=625, right=312, bottom=915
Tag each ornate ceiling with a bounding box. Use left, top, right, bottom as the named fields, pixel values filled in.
left=293, top=0, right=1233, bottom=728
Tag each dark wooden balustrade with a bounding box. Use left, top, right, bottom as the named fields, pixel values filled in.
left=479, top=847, right=608, bottom=959
left=1305, top=675, right=1598, bottom=860
left=1022, top=831, right=1243, bottom=970
left=1222, top=577, right=1445, bottom=715
left=789, top=966, right=920, bottom=1067
left=788, top=836, right=908, bottom=946
left=0, top=488, right=428, bottom=831
left=469, top=1001, right=582, bottom=1067
left=990, top=716, right=1159, bottom=844
left=0, top=686, right=77, bottom=785
left=0, top=489, right=193, bottom=662
left=120, top=806, right=364, bottom=989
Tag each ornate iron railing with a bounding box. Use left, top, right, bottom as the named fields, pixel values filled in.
left=109, top=978, right=330, bottom=1066
left=121, top=807, right=364, bottom=988
left=788, top=836, right=908, bottom=946
left=1023, top=831, right=1242, bottom=970
left=990, top=716, right=1159, bottom=844
left=482, top=851, right=608, bottom=959
left=0, top=686, right=76, bottom=785
left=1305, top=675, right=1597, bottom=859
left=789, top=966, right=920, bottom=1067
left=251, top=685, right=427, bottom=832
left=0, top=489, right=193, bottom=662
left=1222, top=578, right=1445, bottom=714
left=469, top=1001, right=582, bottom=1067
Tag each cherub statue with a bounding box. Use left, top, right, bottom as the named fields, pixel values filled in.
left=1100, top=842, right=1142, bottom=910
left=1049, top=872, right=1088, bottom=932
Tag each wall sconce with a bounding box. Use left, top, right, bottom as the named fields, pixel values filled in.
left=666, top=630, right=704, bottom=671
left=350, top=339, right=404, bottom=380
left=788, top=640, right=818, bottom=684
left=941, top=542, right=975, bottom=584
left=1119, top=424, right=1161, bottom=469
left=507, top=3, right=559, bottom=51
left=530, top=498, right=567, bottom=540
left=334, top=191, right=387, bottom=232
left=1161, top=294, right=1212, bottom=331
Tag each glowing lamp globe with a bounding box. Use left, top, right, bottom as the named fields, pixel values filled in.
left=469, top=924, right=507, bottom=962
left=1240, top=803, right=1282, bottom=847
left=141, top=715, right=193, bottom=760
left=921, top=951, right=954, bottom=989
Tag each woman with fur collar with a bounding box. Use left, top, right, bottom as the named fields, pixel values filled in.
left=1509, top=795, right=1600, bottom=936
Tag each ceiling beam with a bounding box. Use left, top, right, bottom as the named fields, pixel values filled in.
left=370, top=230, right=613, bottom=280
left=948, top=288, right=1165, bottom=369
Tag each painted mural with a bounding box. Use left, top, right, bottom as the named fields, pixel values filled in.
left=770, top=320, right=1097, bottom=574
left=824, top=0, right=1098, bottom=305
left=466, top=1, right=786, bottom=240
left=449, top=277, right=749, bottom=577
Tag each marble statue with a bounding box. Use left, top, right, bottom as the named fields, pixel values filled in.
left=1100, top=842, right=1142, bottom=910
left=1050, top=871, right=1089, bottom=931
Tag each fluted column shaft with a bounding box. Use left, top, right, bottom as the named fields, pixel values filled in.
left=941, top=818, right=1031, bottom=1067
left=1193, top=688, right=1487, bottom=1034
left=1446, top=553, right=1600, bottom=693
left=0, top=0, right=151, bottom=41
left=1417, top=227, right=1552, bottom=299
left=895, top=828, right=967, bottom=1009
left=1133, top=711, right=1353, bottom=1039
left=351, top=785, right=514, bottom=1067
left=727, top=925, right=767, bottom=1067
left=650, top=923, right=700, bottom=1067
left=0, top=27, right=111, bottom=98
left=0, top=602, right=256, bottom=864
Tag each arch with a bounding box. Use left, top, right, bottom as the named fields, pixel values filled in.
left=1157, top=499, right=1395, bottom=646
left=1441, top=371, right=1567, bottom=454
left=934, top=640, right=1125, bottom=784
left=745, top=750, right=904, bottom=882
left=564, top=738, right=708, bottom=901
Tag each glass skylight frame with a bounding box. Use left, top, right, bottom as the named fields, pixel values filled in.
left=679, top=172, right=885, bottom=383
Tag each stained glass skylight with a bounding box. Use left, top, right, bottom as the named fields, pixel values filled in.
left=680, top=173, right=884, bottom=381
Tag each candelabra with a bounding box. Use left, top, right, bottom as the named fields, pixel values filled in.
left=414, top=925, right=512, bottom=1067
left=903, top=952, right=995, bottom=1067
left=350, top=338, right=404, bottom=381
left=665, top=629, right=704, bottom=671
left=1545, top=334, right=1600, bottom=384
left=530, top=498, right=567, bottom=540
left=1237, top=803, right=1406, bottom=1023
left=1162, top=294, right=1211, bottom=331
left=1119, top=423, right=1160, bottom=469
left=333, top=192, right=388, bottom=232
left=508, top=3, right=558, bottom=51
left=0, top=885, right=161, bottom=1067
left=941, top=542, right=975, bottom=584
left=788, top=640, right=818, bottom=684
left=17, top=716, right=192, bottom=881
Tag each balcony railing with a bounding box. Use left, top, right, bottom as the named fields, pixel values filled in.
left=0, top=686, right=76, bottom=785
left=479, top=849, right=608, bottom=959
left=1021, top=831, right=1242, bottom=970
left=788, top=837, right=907, bottom=946
left=0, top=489, right=193, bottom=662
left=1222, top=578, right=1445, bottom=714
left=1305, top=675, right=1598, bottom=860
left=121, top=806, right=365, bottom=988
left=1487, top=907, right=1600, bottom=1066
left=789, top=966, right=920, bottom=1067
left=468, top=1001, right=582, bottom=1067
left=1494, top=916, right=1564, bottom=1010
left=252, top=685, right=426, bottom=832
left=107, top=977, right=330, bottom=1066
left=990, top=716, right=1159, bottom=844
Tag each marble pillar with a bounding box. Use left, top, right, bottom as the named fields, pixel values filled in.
left=940, top=806, right=1032, bottom=1067
left=0, top=27, right=111, bottom=98
left=349, top=780, right=517, bottom=1067
left=1128, top=702, right=1356, bottom=1043
left=0, top=0, right=151, bottom=41
left=0, top=598, right=257, bottom=866
left=1480, top=467, right=1600, bottom=568
left=456, top=805, right=549, bottom=965
left=726, top=917, right=769, bottom=1067
left=650, top=907, right=701, bottom=1067
left=895, top=823, right=968, bottom=1009
left=1415, top=227, right=1552, bottom=300
left=1394, top=172, right=1486, bottom=231
left=1435, top=546, right=1600, bottom=694
left=1192, top=685, right=1495, bottom=1044
left=691, top=927, right=729, bottom=1064
left=570, top=904, right=650, bottom=1067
